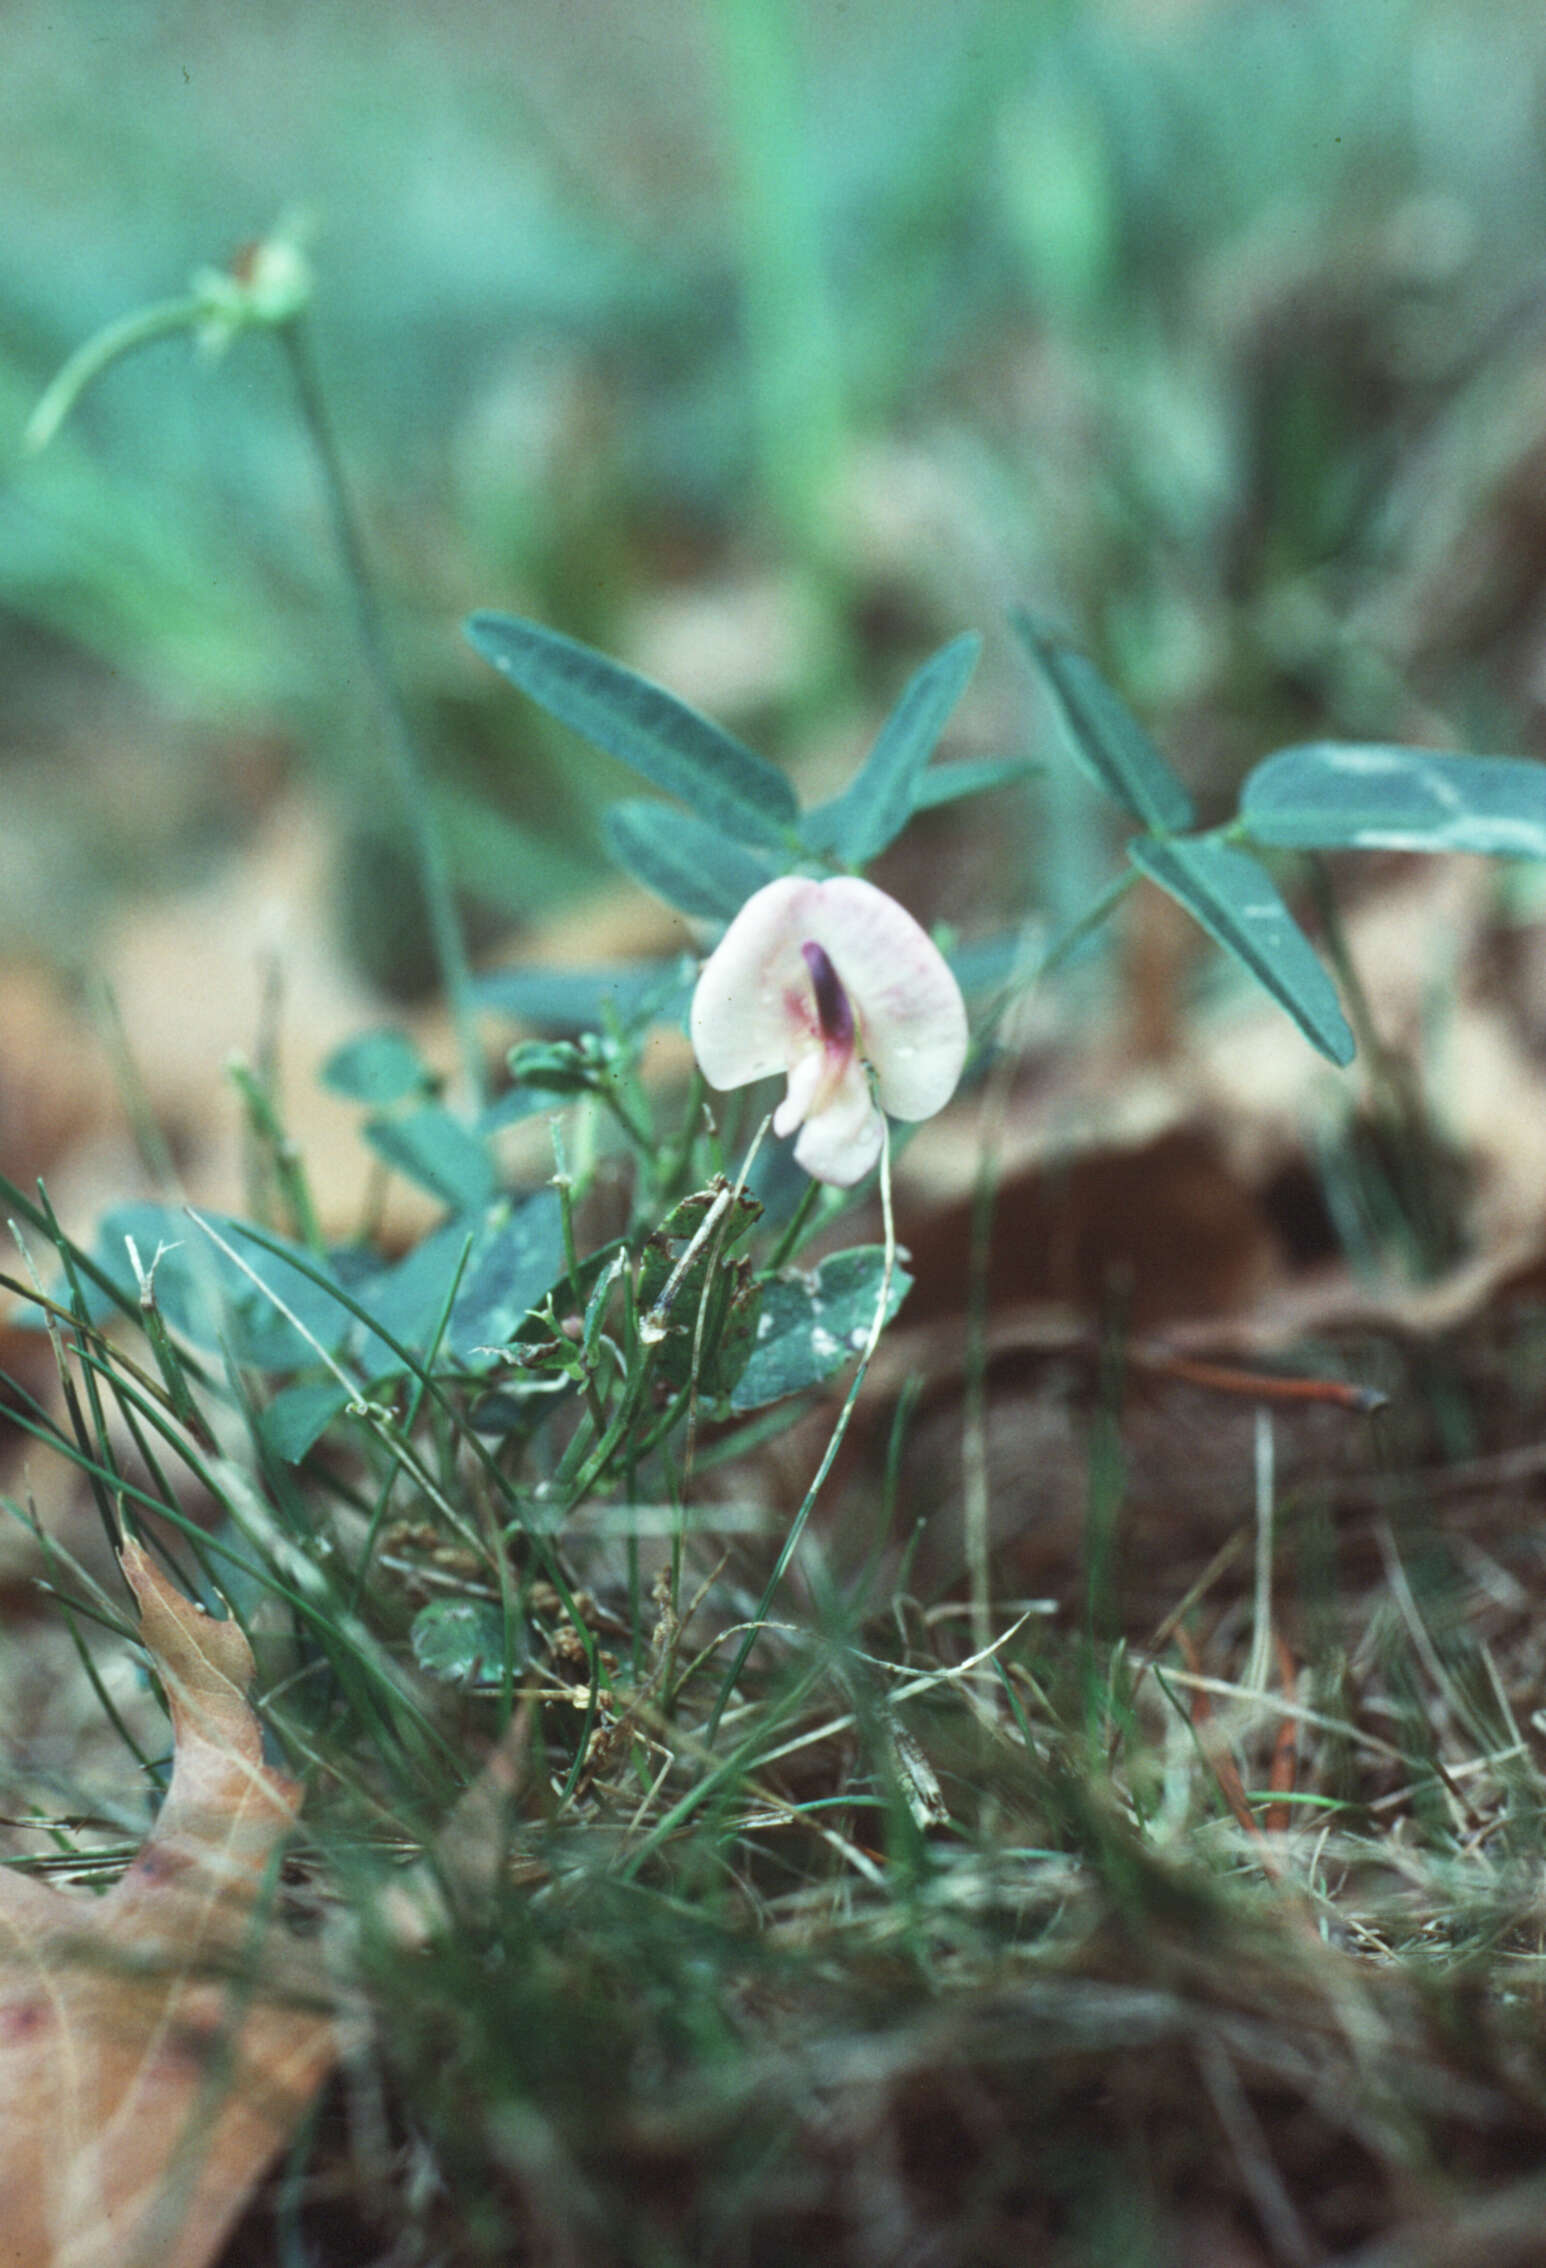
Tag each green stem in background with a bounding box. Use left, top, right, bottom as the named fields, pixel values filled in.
left=765, top=1177, right=822, bottom=1272
left=657, top=1066, right=709, bottom=1205
left=277, top=320, right=485, bottom=1113
left=226, top=1054, right=325, bottom=1256
left=24, top=296, right=205, bottom=454
left=711, top=0, right=846, bottom=555
left=1304, top=854, right=1465, bottom=1278
left=1036, top=864, right=1140, bottom=983
left=81, top=973, right=180, bottom=1194
left=551, top=1123, right=609, bottom=1435
left=959, top=865, right=1138, bottom=1656
left=976, top=867, right=1138, bottom=1063
left=598, top=1078, right=655, bottom=1156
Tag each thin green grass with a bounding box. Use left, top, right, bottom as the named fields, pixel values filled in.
left=8, top=1084, right=1546, bottom=2266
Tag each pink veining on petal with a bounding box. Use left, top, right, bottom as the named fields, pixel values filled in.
left=800, top=878, right=968, bottom=1122
left=689, top=876, right=825, bottom=1093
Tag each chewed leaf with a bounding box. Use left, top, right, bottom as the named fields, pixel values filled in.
left=1128, top=833, right=1354, bottom=1066
left=1012, top=608, right=1194, bottom=834
left=0, top=1542, right=334, bottom=2266
left=639, top=1184, right=764, bottom=1396
left=730, top=1246, right=912, bottom=1411
left=802, top=633, right=981, bottom=865
left=1242, top=742, right=1546, bottom=859
left=465, top=610, right=798, bottom=847
left=412, top=1597, right=522, bottom=1688
left=603, top=799, right=780, bottom=920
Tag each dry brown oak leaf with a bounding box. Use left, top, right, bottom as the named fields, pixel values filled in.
left=0, top=1540, right=336, bottom=2268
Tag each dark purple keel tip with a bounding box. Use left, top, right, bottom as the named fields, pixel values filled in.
left=801, top=940, right=854, bottom=1048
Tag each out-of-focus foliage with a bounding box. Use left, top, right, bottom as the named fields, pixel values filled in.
left=5, top=0, right=1546, bottom=974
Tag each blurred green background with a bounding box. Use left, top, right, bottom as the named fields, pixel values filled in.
left=5, top=0, right=1546, bottom=991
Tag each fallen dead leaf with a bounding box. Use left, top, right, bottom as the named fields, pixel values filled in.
left=0, top=1538, right=335, bottom=2268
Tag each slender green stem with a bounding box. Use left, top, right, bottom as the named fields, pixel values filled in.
left=600, top=1081, right=655, bottom=1154
left=712, top=0, right=845, bottom=552
left=1037, top=865, right=1140, bottom=982
left=766, top=1177, right=822, bottom=1272
left=975, top=868, right=1138, bottom=1062
left=25, top=295, right=204, bottom=453
left=551, top=1124, right=585, bottom=1313
left=226, top=1055, right=325, bottom=1255
left=706, top=1122, right=898, bottom=1740
left=657, top=1066, right=708, bottom=1204
left=277, top=320, right=484, bottom=1110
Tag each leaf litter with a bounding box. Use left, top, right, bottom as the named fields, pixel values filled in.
left=0, top=1541, right=336, bottom=2268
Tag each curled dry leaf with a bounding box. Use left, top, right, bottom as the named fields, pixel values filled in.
left=0, top=1539, right=336, bottom=2268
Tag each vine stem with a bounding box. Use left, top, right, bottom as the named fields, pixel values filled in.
left=278, top=320, right=485, bottom=1112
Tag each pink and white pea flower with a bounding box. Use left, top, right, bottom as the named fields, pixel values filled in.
left=689, top=876, right=969, bottom=1187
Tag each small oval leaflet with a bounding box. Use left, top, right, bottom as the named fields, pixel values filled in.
left=320, top=1026, right=430, bottom=1105
left=730, top=1246, right=913, bottom=1412
left=411, top=1598, right=522, bottom=1689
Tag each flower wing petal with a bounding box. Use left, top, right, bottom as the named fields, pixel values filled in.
left=807, top=878, right=968, bottom=1120
left=690, top=877, right=823, bottom=1092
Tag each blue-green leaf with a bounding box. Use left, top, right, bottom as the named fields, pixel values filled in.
left=362, top=1104, right=497, bottom=1210
left=260, top=1379, right=353, bottom=1464
left=465, top=611, right=798, bottom=846
left=477, top=1086, right=558, bottom=1134
left=911, top=754, right=1039, bottom=813
left=361, top=1190, right=566, bottom=1371
left=473, top=958, right=693, bottom=1033
left=1242, top=743, right=1546, bottom=859
left=319, top=1027, right=430, bottom=1105
left=602, top=800, right=779, bottom=921
left=1128, top=834, right=1353, bottom=1066
left=1012, top=609, right=1193, bottom=833
left=802, top=633, right=981, bottom=863
left=90, top=1205, right=358, bottom=1371
left=730, top=1247, right=912, bottom=1412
